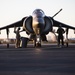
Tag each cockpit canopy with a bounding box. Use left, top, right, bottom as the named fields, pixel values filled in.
left=32, top=9, right=45, bottom=17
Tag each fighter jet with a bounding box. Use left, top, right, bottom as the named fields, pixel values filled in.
left=0, top=9, right=75, bottom=47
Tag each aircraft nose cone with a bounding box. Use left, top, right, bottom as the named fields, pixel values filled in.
left=32, top=17, right=45, bottom=34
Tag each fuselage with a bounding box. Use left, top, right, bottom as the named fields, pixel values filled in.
left=32, top=9, right=45, bottom=34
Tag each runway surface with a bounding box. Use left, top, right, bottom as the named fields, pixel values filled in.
left=0, top=44, right=75, bottom=75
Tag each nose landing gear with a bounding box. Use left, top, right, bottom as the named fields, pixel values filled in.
left=34, top=35, right=41, bottom=47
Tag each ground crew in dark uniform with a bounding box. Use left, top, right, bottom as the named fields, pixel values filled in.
left=57, top=25, right=65, bottom=47
left=14, top=27, right=21, bottom=48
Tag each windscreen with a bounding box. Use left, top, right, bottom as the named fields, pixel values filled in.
left=32, top=9, right=45, bottom=17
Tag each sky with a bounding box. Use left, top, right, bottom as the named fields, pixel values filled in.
left=0, top=0, right=75, bottom=38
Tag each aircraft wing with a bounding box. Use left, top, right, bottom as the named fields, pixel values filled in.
left=0, top=17, right=27, bottom=30
left=53, top=19, right=75, bottom=30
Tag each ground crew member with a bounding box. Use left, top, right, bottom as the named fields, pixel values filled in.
left=14, top=27, right=21, bottom=48
left=57, top=25, right=65, bottom=47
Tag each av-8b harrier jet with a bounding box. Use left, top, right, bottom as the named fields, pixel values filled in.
left=0, top=9, right=75, bottom=47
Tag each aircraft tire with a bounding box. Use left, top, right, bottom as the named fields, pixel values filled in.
left=36, top=43, right=41, bottom=47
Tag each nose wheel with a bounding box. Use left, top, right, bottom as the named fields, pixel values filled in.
left=34, top=41, right=41, bottom=47
left=36, top=42, right=41, bottom=47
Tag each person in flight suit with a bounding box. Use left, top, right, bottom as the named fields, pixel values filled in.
left=57, top=25, right=65, bottom=47
left=14, top=27, right=21, bottom=48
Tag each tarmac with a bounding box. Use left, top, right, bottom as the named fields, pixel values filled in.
left=0, top=43, right=75, bottom=75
